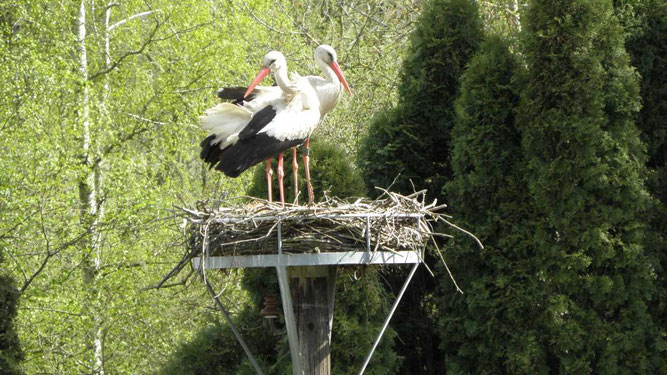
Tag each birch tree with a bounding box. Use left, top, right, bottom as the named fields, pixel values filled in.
left=1, top=0, right=268, bottom=372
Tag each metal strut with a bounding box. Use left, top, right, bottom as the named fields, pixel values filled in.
left=358, top=262, right=420, bottom=375
left=204, top=280, right=265, bottom=375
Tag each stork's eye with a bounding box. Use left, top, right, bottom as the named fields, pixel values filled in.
left=269, top=59, right=276, bottom=65
left=327, top=52, right=334, bottom=62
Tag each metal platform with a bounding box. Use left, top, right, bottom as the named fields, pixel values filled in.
left=193, top=250, right=421, bottom=269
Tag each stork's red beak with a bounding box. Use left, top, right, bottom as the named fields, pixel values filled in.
left=329, top=61, right=352, bottom=95
left=244, top=67, right=270, bottom=98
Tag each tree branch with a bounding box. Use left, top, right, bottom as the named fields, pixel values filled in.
left=108, top=9, right=159, bottom=32
left=88, top=14, right=165, bottom=81
left=20, top=230, right=90, bottom=293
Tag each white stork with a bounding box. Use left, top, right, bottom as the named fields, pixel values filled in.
left=243, top=45, right=352, bottom=203
left=199, top=51, right=321, bottom=205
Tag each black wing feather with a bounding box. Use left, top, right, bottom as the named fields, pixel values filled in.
left=200, top=134, right=224, bottom=169
left=238, top=105, right=277, bottom=139
left=215, top=134, right=306, bottom=177
left=217, top=86, right=258, bottom=104
left=199, top=105, right=282, bottom=174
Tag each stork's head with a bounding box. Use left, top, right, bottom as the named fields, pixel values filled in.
left=244, top=51, right=286, bottom=98
left=262, top=50, right=287, bottom=72
left=314, top=45, right=351, bottom=95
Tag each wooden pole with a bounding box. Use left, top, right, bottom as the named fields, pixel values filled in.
left=288, top=266, right=337, bottom=375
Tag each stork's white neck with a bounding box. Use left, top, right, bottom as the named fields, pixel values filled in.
left=273, top=65, right=293, bottom=94
left=313, top=60, right=342, bottom=115
left=316, top=59, right=338, bottom=82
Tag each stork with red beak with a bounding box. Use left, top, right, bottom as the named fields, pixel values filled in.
left=199, top=51, right=321, bottom=205
left=243, top=45, right=352, bottom=203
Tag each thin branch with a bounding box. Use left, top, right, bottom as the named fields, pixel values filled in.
left=108, top=9, right=159, bottom=31
left=437, top=217, right=484, bottom=249
left=20, top=230, right=90, bottom=293
left=126, top=113, right=167, bottom=126
left=88, top=15, right=165, bottom=81
left=4, top=249, right=28, bottom=286
left=92, top=124, right=151, bottom=168
left=239, top=0, right=285, bottom=35
left=273, top=0, right=319, bottom=45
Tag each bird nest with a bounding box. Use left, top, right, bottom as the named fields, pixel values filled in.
left=153, top=190, right=481, bottom=289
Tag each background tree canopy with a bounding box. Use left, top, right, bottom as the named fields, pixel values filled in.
left=1, top=0, right=664, bottom=373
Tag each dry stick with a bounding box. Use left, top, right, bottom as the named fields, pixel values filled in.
left=425, top=220, right=463, bottom=294
left=405, top=189, right=427, bottom=200
left=437, top=217, right=484, bottom=249
left=200, top=217, right=213, bottom=285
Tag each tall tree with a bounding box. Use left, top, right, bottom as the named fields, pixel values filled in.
left=438, top=35, right=547, bottom=373
left=358, top=0, right=483, bottom=200
left=358, top=1, right=483, bottom=373
left=1, top=0, right=275, bottom=372
left=518, top=0, right=658, bottom=372
left=615, top=0, right=667, bottom=368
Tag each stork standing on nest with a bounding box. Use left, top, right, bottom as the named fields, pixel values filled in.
left=244, top=45, right=352, bottom=204
left=199, top=51, right=321, bottom=206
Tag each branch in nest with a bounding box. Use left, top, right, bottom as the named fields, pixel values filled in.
left=154, top=190, right=481, bottom=294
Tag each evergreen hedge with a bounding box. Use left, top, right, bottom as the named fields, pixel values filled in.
left=518, top=0, right=658, bottom=371
left=439, top=35, right=548, bottom=373
left=358, top=0, right=483, bottom=201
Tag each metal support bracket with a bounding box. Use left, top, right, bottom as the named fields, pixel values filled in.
left=358, top=262, right=420, bottom=375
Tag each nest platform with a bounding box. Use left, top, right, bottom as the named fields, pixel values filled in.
left=179, top=190, right=456, bottom=270
left=156, top=190, right=480, bottom=375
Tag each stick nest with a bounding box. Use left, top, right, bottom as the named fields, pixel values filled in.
left=183, top=190, right=456, bottom=257
left=154, top=190, right=481, bottom=290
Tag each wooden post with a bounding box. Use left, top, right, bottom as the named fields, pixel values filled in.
left=288, top=266, right=337, bottom=375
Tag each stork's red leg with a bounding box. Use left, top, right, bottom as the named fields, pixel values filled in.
left=277, top=153, right=285, bottom=207
left=292, top=148, right=299, bottom=205
left=302, top=138, right=314, bottom=204
left=266, top=159, right=273, bottom=202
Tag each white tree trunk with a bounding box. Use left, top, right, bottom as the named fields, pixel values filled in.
left=511, top=0, right=521, bottom=32
left=78, top=1, right=105, bottom=373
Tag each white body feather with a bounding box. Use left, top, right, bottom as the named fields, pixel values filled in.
left=200, top=78, right=320, bottom=148
left=200, top=46, right=345, bottom=155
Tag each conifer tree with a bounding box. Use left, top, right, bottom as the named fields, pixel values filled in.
left=359, top=0, right=483, bottom=200
left=518, top=0, right=658, bottom=371
left=0, top=254, right=24, bottom=375
left=358, top=1, right=483, bottom=372
left=617, top=1, right=667, bottom=368
left=438, top=35, right=548, bottom=373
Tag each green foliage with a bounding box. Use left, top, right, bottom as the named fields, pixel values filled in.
left=331, top=269, right=398, bottom=374
left=358, top=1, right=483, bottom=373
left=615, top=1, right=667, bottom=369
left=160, top=321, right=244, bottom=375
left=159, top=309, right=283, bottom=375
left=161, top=269, right=398, bottom=375
left=0, top=0, right=270, bottom=372
left=439, top=35, right=547, bottom=373
left=0, top=256, right=24, bottom=375
left=359, top=0, right=483, bottom=200
left=517, top=0, right=659, bottom=371
left=248, top=138, right=365, bottom=202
